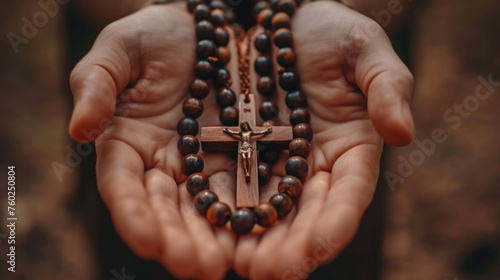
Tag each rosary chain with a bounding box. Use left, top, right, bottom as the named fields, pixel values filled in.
left=234, top=26, right=255, bottom=102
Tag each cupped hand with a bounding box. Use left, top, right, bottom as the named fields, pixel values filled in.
left=235, top=1, right=415, bottom=279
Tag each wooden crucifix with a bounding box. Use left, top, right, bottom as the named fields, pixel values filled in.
left=200, top=94, right=293, bottom=208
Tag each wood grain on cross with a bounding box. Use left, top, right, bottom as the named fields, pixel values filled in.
left=201, top=94, right=293, bottom=208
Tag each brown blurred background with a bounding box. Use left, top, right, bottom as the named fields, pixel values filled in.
left=1, top=0, right=499, bottom=279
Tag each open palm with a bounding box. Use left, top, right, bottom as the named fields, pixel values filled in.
left=69, top=2, right=414, bottom=280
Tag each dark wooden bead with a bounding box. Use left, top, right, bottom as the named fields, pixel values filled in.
left=253, top=1, right=271, bottom=19
left=189, top=79, right=210, bottom=99
left=273, top=28, right=293, bottom=48
left=217, top=47, right=231, bottom=66
left=259, top=149, right=280, bottom=165
left=207, top=202, right=231, bottom=227
left=257, top=76, right=276, bottom=97
left=270, top=0, right=280, bottom=9
left=182, top=98, right=204, bottom=118
left=181, top=154, right=204, bottom=175
left=230, top=208, right=255, bottom=235
left=289, top=107, right=310, bottom=125
left=271, top=12, right=291, bottom=30
left=219, top=106, right=239, bottom=126
left=269, top=193, right=293, bottom=219
left=285, top=156, right=308, bottom=180
left=209, top=0, right=226, bottom=10
left=187, top=0, right=203, bottom=13
left=278, top=175, right=303, bottom=200
left=276, top=47, right=296, bottom=68
left=289, top=138, right=311, bottom=158
left=195, top=60, right=214, bottom=80
left=177, top=135, right=200, bottom=156
left=277, top=0, right=296, bottom=16
left=254, top=203, right=278, bottom=228
left=215, top=68, right=231, bottom=88
left=216, top=88, right=236, bottom=107
left=186, top=172, right=209, bottom=197
left=177, top=117, right=199, bottom=136
left=293, top=123, right=313, bottom=141
left=259, top=101, right=279, bottom=120
left=197, top=40, right=217, bottom=59
left=196, top=20, right=215, bottom=40
left=254, top=56, right=273, bottom=76
left=211, top=8, right=225, bottom=26
left=258, top=162, right=273, bottom=185
left=214, top=27, right=229, bottom=46
left=194, top=190, right=219, bottom=215
left=194, top=4, right=211, bottom=22
left=254, top=33, right=272, bottom=54
left=285, top=90, right=307, bottom=109
left=257, top=9, right=274, bottom=29
left=279, top=71, right=300, bottom=91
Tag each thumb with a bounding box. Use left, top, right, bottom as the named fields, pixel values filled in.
left=69, top=22, right=138, bottom=142
left=354, top=32, right=415, bottom=146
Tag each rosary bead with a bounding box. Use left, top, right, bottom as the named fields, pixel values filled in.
left=189, top=79, right=210, bottom=99
left=285, top=156, right=308, bottom=180
left=292, top=123, right=313, bottom=141
left=276, top=47, right=296, bottom=68
left=269, top=193, right=293, bottom=219
left=278, top=175, right=303, bottom=200
left=254, top=203, right=278, bottom=228
left=195, top=60, right=214, bottom=80
left=254, top=33, right=272, bottom=54
left=285, top=90, right=307, bottom=109
left=258, top=162, right=273, bottom=185
left=253, top=1, right=271, bottom=19
left=289, top=107, right=310, bottom=125
left=215, top=68, right=231, bottom=88
left=259, top=101, right=279, bottom=120
left=254, top=56, right=273, bottom=76
left=216, top=88, right=237, bottom=107
left=288, top=138, right=311, bottom=158
left=211, top=9, right=225, bottom=26
left=219, top=106, right=239, bottom=126
left=257, top=9, right=274, bottom=29
left=217, top=47, right=231, bottom=66
left=194, top=190, right=219, bottom=215
left=259, top=150, right=280, bottom=166
left=194, top=4, right=211, bottom=22
left=279, top=71, right=300, bottom=91
left=231, top=208, right=255, bottom=235
left=177, top=135, right=200, bottom=156
left=271, top=12, right=291, bottom=30
left=177, top=117, right=199, bottom=136
left=182, top=98, right=204, bottom=118
left=276, top=0, right=297, bottom=17
left=187, top=0, right=203, bottom=13
left=186, top=172, right=210, bottom=196
left=209, top=0, right=226, bottom=10
left=197, top=40, right=217, bottom=59
left=196, top=20, right=215, bottom=40
left=214, top=27, right=229, bottom=46
left=182, top=154, right=204, bottom=175
left=273, top=28, right=293, bottom=48
left=257, top=76, right=276, bottom=97
left=207, top=202, right=232, bottom=227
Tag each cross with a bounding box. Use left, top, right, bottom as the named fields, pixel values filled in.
left=201, top=94, right=293, bottom=208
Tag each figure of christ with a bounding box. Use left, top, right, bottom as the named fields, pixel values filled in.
left=223, top=121, right=272, bottom=182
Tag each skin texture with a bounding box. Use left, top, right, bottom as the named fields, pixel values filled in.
left=69, top=2, right=415, bottom=279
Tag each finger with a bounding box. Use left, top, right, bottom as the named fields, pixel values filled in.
left=354, top=31, right=415, bottom=146
left=144, top=169, right=199, bottom=278
left=69, top=20, right=139, bottom=142
left=96, top=138, right=161, bottom=260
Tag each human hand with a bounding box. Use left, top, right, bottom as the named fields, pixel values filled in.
left=69, top=3, right=241, bottom=279
left=234, top=1, right=415, bottom=279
